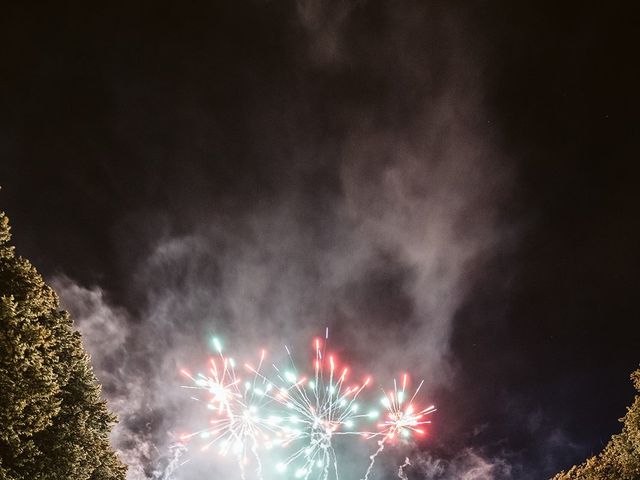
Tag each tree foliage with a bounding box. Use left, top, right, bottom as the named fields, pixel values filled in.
left=552, top=368, right=640, bottom=480
left=0, top=211, right=126, bottom=480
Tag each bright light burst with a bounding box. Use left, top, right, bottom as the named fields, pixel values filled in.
left=180, top=345, right=288, bottom=479
left=363, top=374, right=436, bottom=480
left=268, top=332, right=373, bottom=479
left=179, top=330, right=435, bottom=480
left=377, top=374, right=436, bottom=442
left=180, top=337, right=239, bottom=415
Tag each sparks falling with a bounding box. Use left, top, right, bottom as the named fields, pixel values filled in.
left=269, top=331, right=373, bottom=479
left=363, top=374, right=437, bottom=480
left=179, top=330, right=436, bottom=480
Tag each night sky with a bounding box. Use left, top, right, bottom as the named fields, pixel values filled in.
left=1, top=1, right=639, bottom=479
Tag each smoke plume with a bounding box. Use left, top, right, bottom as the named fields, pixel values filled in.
left=51, top=1, right=513, bottom=478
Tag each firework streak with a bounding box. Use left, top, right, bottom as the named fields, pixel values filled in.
left=363, top=375, right=436, bottom=480
left=179, top=330, right=436, bottom=480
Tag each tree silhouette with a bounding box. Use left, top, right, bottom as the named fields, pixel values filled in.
left=0, top=211, right=126, bottom=479
left=553, top=368, right=640, bottom=480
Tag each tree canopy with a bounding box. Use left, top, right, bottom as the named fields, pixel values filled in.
left=0, top=211, right=126, bottom=480
left=552, top=368, right=640, bottom=480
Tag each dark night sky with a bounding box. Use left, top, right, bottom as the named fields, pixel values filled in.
left=1, top=1, right=639, bottom=479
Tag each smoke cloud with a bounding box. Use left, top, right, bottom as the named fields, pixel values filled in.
left=50, top=1, right=515, bottom=478
left=412, top=449, right=512, bottom=479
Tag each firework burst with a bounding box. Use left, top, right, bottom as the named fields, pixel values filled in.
left=180, top=344, right=289, bottom=479
left=377, top=374, right=436, bottom=442
left=269, top=333, right=374, bottom=479
left=179, top=331, right=435, bottom=480
left=363, top=374, right=436, bottom=480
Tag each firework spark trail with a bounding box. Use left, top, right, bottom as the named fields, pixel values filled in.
left=180, top=331, right=435, bottom=480
left=251, top=435, right=263, bottom=479
left=362, top=439, right=387, bottom=480
left=180, top=337, right=240, bottom=415
left=376, top=375, right=436, bottom=442
left=153, top=442, right=189, bottom=480
left=270, top=333, right=374, bottom=480
left=180, top=344, right=289, bottom=480
left=398, top=457, right=411, bottom=480
left=363, top=374, right=436, bottom=480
